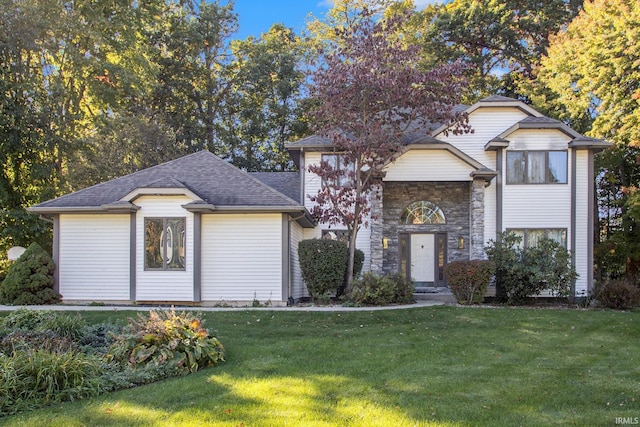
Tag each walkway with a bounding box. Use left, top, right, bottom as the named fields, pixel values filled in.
left=0, top=300, right=444, bottom=312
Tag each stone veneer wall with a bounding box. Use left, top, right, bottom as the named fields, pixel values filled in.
left=381, top=181, right=471, bottom=276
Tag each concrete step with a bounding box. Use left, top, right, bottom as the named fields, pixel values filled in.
left=413, top=291, right=456, bottom=303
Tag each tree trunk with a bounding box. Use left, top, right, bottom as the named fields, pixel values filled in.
left=345, top=227, right=358, bottom=291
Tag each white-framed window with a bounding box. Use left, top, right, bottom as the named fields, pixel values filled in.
left=506, top=151, right=567, bottom=184
left=144, top=217, right=186, bottom=270
left=321, top=153, right=354, bottom=187
left=508, top=228, right=567, bottom=248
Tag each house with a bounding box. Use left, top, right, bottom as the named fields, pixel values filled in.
left=30, top=96, right=609, bottom=304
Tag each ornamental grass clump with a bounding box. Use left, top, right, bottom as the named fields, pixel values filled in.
left=107, top=309, right=224, bottom=376
left=444, top=260, right=495, bottom=305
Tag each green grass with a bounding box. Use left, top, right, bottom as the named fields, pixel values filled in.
left=1, top=306, right=639, bottom=426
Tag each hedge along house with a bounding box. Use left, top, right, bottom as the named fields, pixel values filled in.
left=31, top=95, right=609, bottom=304
left=287, top=95, right=610, bottom=297
left=29, top=151, right=315, bottom=305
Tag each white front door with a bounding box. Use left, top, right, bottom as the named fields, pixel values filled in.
left=411, top=233, right=435, bottom=284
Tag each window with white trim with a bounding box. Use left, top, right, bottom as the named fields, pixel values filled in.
left=321, top=154, right=354, bottom=187
left=144, top=217, right=186, bottom=270
left=506, top=151, right=567, bottom=184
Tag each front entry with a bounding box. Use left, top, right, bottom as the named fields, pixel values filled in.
left=400, top=233, right=447, bottom=288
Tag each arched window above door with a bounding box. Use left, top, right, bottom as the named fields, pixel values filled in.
left=400, top=201, right=446, bottom=225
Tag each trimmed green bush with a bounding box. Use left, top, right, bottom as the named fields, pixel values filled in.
left=298, top=239, right=364, bottom=301
left=485, top=232, right=577, bottom=304
left=594, top=279, right=640, bottom=309
left=445, top=260, right=495, bottom=305
left=107, top=309, right=224, bottom=375
left=0, top=243, right=60, bottom=305
left=345, top=272, right=414, bottom=306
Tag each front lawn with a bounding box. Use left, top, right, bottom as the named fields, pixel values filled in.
left=2, top=306, right=639, bottom=426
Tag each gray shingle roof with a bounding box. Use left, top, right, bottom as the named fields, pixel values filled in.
left=33, top=151, right=301, bottom=210
left=249, top=172, right=300, bottom=203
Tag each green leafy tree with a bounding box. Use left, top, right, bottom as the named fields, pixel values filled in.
left=534, top=0, right=640, bottom=278
left=146, top=0, right=238, bottom=154
left=220, top=25, right=310, bottom=171
left=412, top=0, right=583, bottom=103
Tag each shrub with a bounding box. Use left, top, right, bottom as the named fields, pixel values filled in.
left=444, top=260, right=495, bottom=305
left=107, top=309, right=224, bottom=376
left=345, top=272, right=414, bottom=306
left=0, top=243, right=60, bottom=305
left=298, top=239, right=364, bottom=301
left=485, top=232, right=577, bottom=304
left=0, top=309, right=86, bottom=341
left=0, top=349, right=103, bottom=416
left=594, top=279, right=640, bottom=309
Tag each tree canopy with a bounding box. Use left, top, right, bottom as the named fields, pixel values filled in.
left=307, top=7, right=470, bottom=285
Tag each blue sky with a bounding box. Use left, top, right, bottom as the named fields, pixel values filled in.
left=232, top=0, right=443, bottom=40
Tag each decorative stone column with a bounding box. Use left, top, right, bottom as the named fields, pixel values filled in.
left=369, top=183, right=384, bottom=274
left=470, top=178, right=485, bottom=260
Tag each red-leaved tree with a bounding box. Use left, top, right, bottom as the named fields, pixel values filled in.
left=307, top=7, right=471, bottom=287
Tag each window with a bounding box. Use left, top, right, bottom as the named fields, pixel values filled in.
left=508, top=228, right=567, bottom=248
left=506, top=151, right=567, bottom=184
left=400, top=201, right=446, bottom=225
left=321, top=154, right=354, bottom=187
left=322, top=229, right=349, bottom=242
left=145, top=218, right=186, bottom=270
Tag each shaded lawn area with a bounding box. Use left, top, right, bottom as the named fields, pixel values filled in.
left=1, top=306, right=639, bottom=426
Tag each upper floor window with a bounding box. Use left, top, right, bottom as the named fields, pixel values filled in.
left=321, top=154, right=354, bottom=187
left=506, top=151, right=567, bottom=184
left=145, top=217, right=186, bottom=270
left=400, top=201, right=446, bottom=225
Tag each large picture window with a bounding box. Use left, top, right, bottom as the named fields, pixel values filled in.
left=145, top=218, right=186, bottom=270
left=321, top=154, right=354, bottom=187
left=506, top=151, right=567, bottom=184
left=508, top=228, right=567, bottom=248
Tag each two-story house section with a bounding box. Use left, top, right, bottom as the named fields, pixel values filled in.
left=31, top=95, right=609, bottom=304
left=287, top=95, right=610, bottom=297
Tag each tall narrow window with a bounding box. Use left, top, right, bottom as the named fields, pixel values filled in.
left=321, top=154, right=354, bottom=187
left=400, top=201, right=446, bottom=225
left=145, top=218, right=186, bottom=270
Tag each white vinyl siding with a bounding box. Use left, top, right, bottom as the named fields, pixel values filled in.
left=201, top=213, right=283, bottom=302
left=507, top=129, right=572, bottom=151
left=290, top=221, right=307, bottom=299
left=575, top=150, right=590, bottom=295
left=502, top=184, right=571, bottom=230
left=484, top=182, right=497, bottom=245
left=304, top=151, right=323, bottom=212
left=303, top=151, right=372, bottom=272
left=383, top=150, right=475, bottom=181
left=58, top=214, right=130, bottom=301
left=437, top=107, right=529, bottom=168
left=136, top=196, right=194, bottom=301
